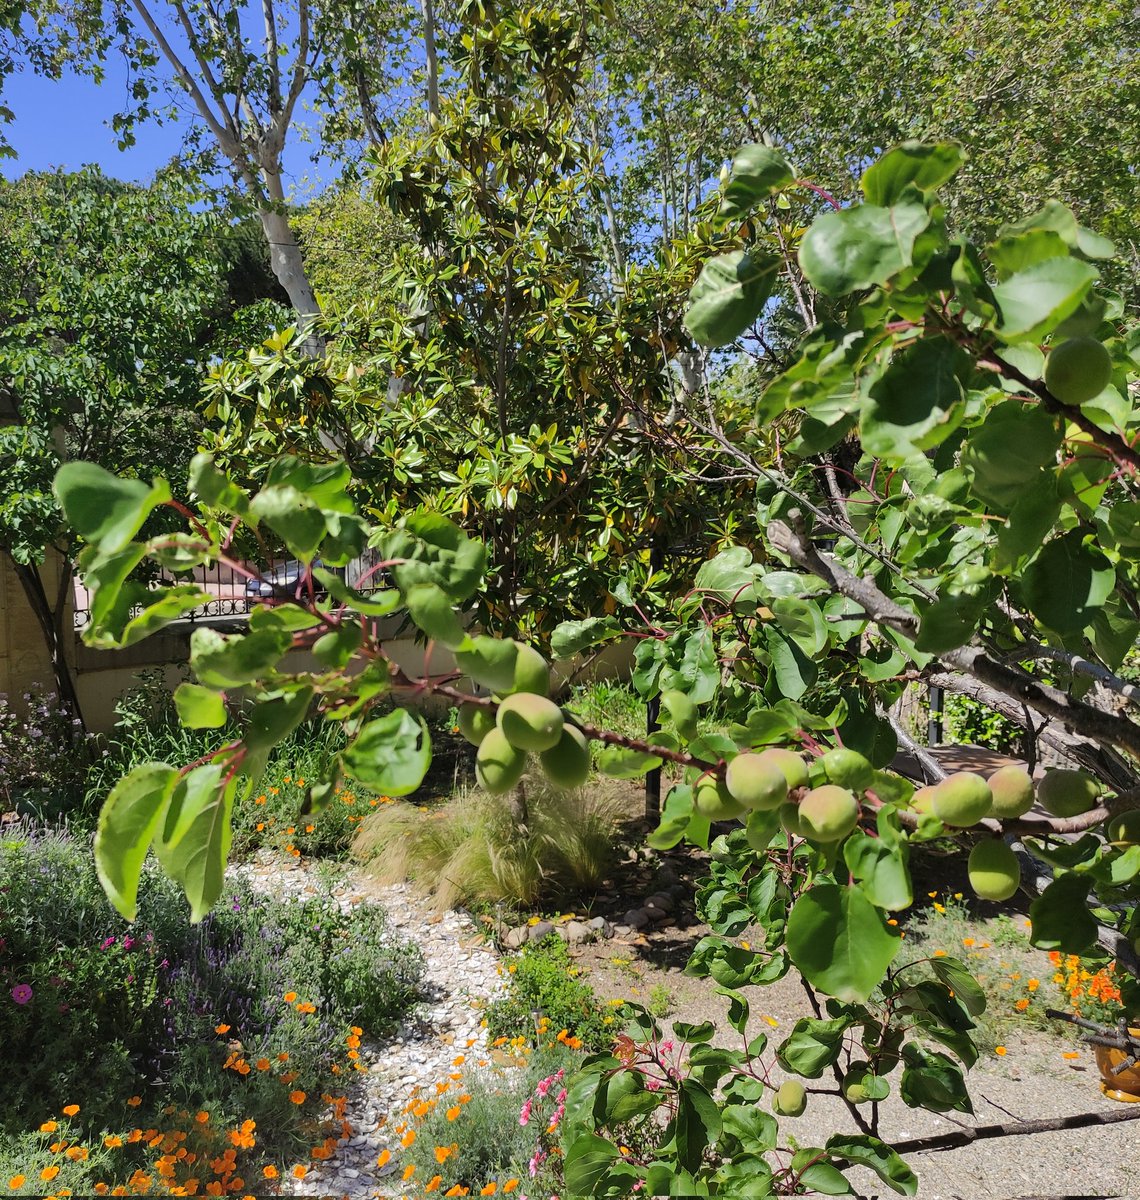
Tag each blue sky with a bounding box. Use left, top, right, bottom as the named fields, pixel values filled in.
left=1, top=62, right=182, bottom=182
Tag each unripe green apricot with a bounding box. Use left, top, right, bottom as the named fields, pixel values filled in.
left=987, top=765, right=1035, bottom=820
left=725, top=753, right=788, bottom=811
left=931, top=772, right=992, bottom=828
left=457, top=703, right=496, bottom=747
left=496, top=693, right=564, bottom=752
left=1105, top=810, right=1140, bottom=846
left=1044, top=336, right=1113, bottom=406
left=757, top=747, right=810, bottom=790
left=695, top=777, right=746, bottom=821
left=819, top=747, right=874, bottom=792
left=507, top=642, right=552, bottom=696
left=772, top=1079, right=807, bottom=1117
left=968, top=839, right=1021, bottom=902
left=841, top=1062, right=875, bottom=1105
left=539, top=724, right=590, bottom=790
left=799, top=785, right=860, bottom=843
left=476, top=728, right=528, bottom=794
left=909, top=785, right=939, bottom=815
left=780, top=801, right=807, bottom=838
left=1038, top=769, right=1100, bottom=818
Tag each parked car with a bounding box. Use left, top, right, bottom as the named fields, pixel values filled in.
left=244, top=560, right=336, bottom=604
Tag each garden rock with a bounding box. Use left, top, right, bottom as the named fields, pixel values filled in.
left=621, top=908, right=649, bottom=929
left=503, top=924, right=529, bottom=949
left=564, top=919, right=593, bottom=944
left=527, top=919, right=555, bottom=942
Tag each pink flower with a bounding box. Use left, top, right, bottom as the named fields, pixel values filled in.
left=122, top=936, right=135, bottom=951
left=100, top=937, right=116, bottom=950
left=10, top=983, right=32, bottom=1005
left=518, top=1099, right=533, bottom=1127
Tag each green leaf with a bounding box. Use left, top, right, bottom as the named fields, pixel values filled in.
left=772, top=597, right=827, bottom=656
left=115, top=585, right=213, bottom=649
left=312, top=623, right=364, bottom=669
left=673, top=1020, right=716, bottom=1044
left=312, top=568, right=403, bottom=616
left=265, top=456, right=354, bottom=512
left=899, top=1044, right=972, bottom=1114
left=795, top=1159, right=853, bottom=1195
left=563, top=1134, right=621, bottom=1196
left=994, top=484, right=1062, bottom=571
left=1029, top=873, right=1098, bottom=954
left=174, top=683, right=227, bottom=729
left=189, top=453, right=250, bottom=516
left=844, top=831, right=913, bottom=912
left=668, top=1081, right=722, bottom=1173
left=246, top=686, right=313, bottom=752
left=154, top=764, right=233, bottom=923
left=551, top=616, right=621, bottom=659
left=719, top=144, right=794, bottom=221
left=383, top=512, right=486, bottom=602
left=861, top=337, right=970, bottom=459
left=684, top=251, right=781, bottom=346
left=55, top=462, right=172, bottom=555
left=596, top=745, right=663, bottom=779
left=991, top=257, right=1098, bottom=343
left=648, top=784, right=695, bottom=851
left=404, top=583, right=470, bottom=649
left=190, top=627, right=292, bottom=689
left=1020, top=532, right=1116, bottom=635
left=764, top=625, right=816, bottom=699
left=694, top=545, right=762, bottom=606
left=826, top=1135, right=918, bottom=1196
left=786, top=883, right=901, bottom=1002
left=861, top=141, right=964, bottom=206
left=930, top=957, right=987, bottom=1017
left=776, top=1016, right=851, bottom=1077
left=94, top=763, right=179, bottom=920
left=249, top=484, right=327, bottom=563
left=342, top=709, right=431, bottom=795
left=799, top=202, right=930, bottom=295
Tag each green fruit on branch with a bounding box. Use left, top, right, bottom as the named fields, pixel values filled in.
left=725, top=753, right=788, bottom=811
left=819, top=747, right=873, bottom=792
left=1044, top=336, right=1113, bottom=406
left=757, top=747, right=810, bottom=790
left=931, top=772, right=992, bottom=827
left=968, top=839, right=1021, bottom=901
left=779, top=801, right=808, bottom=838
left=476, top=728, right=528, bottom=794
left=841, top=1062, right=875, bottom=1105
left=772, top=1079, right=807, bottom=1117
left=455, top=637, right=551, bottom=696
left=1038, top=769, right=1100, bottom=817
left=506, top=642, right=552, bottom=696
left=987, top=765, right=1035, bottom=819
left=457, top=703, right=496, bottom=747
left=695, top=776, right=747, bottom=822
left=1105, top=810, right=1140, bottom=846
left=539, top=724, right=591, bottom=790
left=496, top=693, right=564, bottom=752
left=909, top=785, right=939, bottom=815
left=798, top=785, right=860, bottom=843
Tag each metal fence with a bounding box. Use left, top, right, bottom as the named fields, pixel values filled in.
left=73, top=551, right=388, bottom=631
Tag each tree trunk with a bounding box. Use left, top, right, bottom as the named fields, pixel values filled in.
left=257, top=202, right=320, bottom=320
left=8, top=554, right=84, bottom=727
left=421, top=0, right=440, bottom=119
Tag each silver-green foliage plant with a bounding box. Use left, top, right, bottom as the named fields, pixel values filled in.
left=58, top=141, right=1140, bottom=1194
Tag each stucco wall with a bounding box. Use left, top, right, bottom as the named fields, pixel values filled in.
left=0, top=552, right=72, bottom=706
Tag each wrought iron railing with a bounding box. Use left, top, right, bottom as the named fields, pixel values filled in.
left=73, top=551, right=388, bottom=631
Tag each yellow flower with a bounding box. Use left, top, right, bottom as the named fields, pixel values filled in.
left=104, top=1135, right=123, bottom=1148
left=481, top=1185, right=498, bottom=1196
left=126, top=1096, right=141, bottom=1107
left=376, top=1150, right=391, bottom=1168
left=41, top=1167, right=61, bottom=1182
left=40, top=1120, right=59, bottom=1132
left=8, top=1176, right=26, bottom=1189
left=447, top=1106, right=461, bottom=1121
left=196, top=1110, right=210, bottom=1123
left=933, top=950, right=947, bottom=957
left=995, top=1046, right=1007, bottom=1056
left=1062, top=1050, right=1080, bottom=1060
left=402, top=1164, right=416, bottom=1181
left=289, top=1090, right=307, bottom=1105
left=292, top=1165, right=307, bottom=1180
left=214, top=1023, right=230, bottom=1034
left=263, top=1165, right=278, bottom=1179
left=426, top=1176, right=443, bottom=1193
left=62, top=1104, right=80, bottom=1117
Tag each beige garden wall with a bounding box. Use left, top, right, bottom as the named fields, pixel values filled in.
left=0, top=551, right=72, bottom=705
left=70, top=617, right=636, bottom=734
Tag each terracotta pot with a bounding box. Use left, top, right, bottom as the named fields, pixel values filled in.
left=1094, top=1027, right=1140, bottom=1103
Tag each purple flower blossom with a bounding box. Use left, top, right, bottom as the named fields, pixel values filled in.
left=100, top=936, right=116, bottom=950
left=122, top=936, right=135, bottom=951
left=10, top=983, right=32, bottom=1005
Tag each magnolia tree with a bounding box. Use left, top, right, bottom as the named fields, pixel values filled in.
left=60, top=143, right=1140, bottom=1194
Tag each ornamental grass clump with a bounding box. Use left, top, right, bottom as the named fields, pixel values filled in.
left=354, top=776, right=632, bottom=910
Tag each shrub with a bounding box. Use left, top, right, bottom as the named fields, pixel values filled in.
left=398, top=1046, right=576, bottom=1196
left=354, top=775, right=633, bottom=910
left=0, top=688, right=98, bottom=821
left=0, top=828, right=423, bottom=1160
left=485, top=936, right=613, bottom=1052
